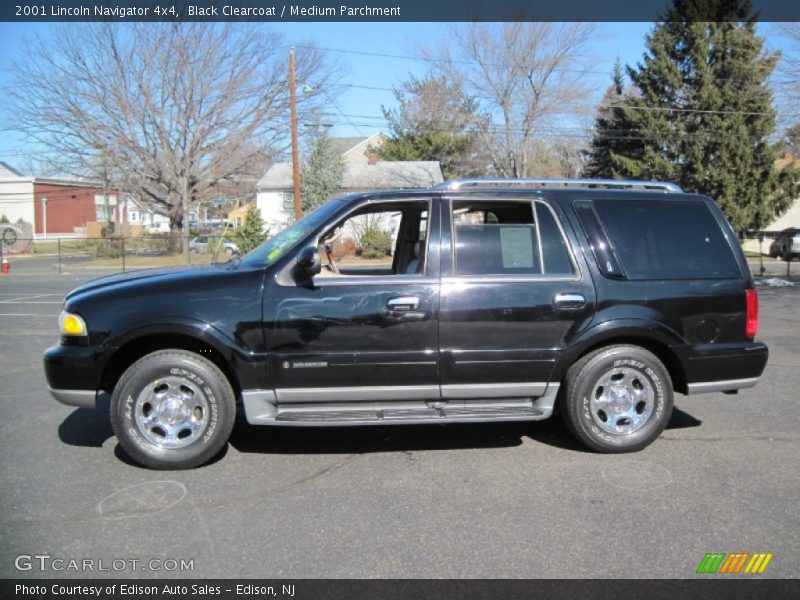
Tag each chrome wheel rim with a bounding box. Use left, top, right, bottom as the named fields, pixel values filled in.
left=589, top=366, right=655, bottom=436
left=133, top=375, right=210, bottom=449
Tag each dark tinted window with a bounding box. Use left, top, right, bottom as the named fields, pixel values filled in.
left=536, top=203, right=575, bottom=275
left=592, top=199, right=741, bottom=280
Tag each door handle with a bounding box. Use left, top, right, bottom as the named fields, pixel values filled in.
left=553, top=293, right=586, bottom=309
left=387, top=296, right=420, bottom=311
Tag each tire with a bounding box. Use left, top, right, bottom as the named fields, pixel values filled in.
left=110, top=349, right=236, bottom=469
left=225, top=247, right=234, bottom=256
left=561, top=345, right=673, bottom=453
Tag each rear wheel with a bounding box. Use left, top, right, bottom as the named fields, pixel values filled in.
left=110, top=349, right=236, bottom=469
left=562, top=345, right=673, bottom=453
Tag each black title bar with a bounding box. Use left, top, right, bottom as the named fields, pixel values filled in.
left=3, top=0, right=800, bottom=22
left=4, top=579, right=800, bottom=600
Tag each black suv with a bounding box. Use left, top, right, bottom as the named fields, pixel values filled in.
left=44, top=179, right=768, bottom=469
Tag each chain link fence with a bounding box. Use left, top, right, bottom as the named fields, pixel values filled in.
left=0, top=235, right=264, bottom=276
left=741, top=233, right=797, bottom=284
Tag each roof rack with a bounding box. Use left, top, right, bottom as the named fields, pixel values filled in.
left=436, top=178, right=683, bottom=193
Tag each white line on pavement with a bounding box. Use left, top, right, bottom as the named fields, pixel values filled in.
left=0, top=301, right=63, bottom=304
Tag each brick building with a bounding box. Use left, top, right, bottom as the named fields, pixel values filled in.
left=0, top=162, right=119, bottom=238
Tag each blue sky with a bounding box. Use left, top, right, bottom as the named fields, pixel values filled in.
left=0, top=21, right=792, bottom=174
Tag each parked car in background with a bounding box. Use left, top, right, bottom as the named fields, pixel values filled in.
left=188, top=236, right=239, bottom=256
left=144, top=222, right=171, bottom=234
left=768, top=228, right=800, bottom=261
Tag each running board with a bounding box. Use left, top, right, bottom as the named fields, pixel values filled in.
left=242, top=384, right=559, bottom=427
left=275, top=405, right=544, bottom=424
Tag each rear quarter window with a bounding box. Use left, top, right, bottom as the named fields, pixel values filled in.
left=591, top=199, right=741, bottom=280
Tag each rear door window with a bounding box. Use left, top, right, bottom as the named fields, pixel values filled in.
left=452, top=200, right=575, bottom=277
left=590, top=199, right=741, bottom=280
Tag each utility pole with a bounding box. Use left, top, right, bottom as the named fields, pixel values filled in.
left=102, top=159, right=113, bottom=235
left=288, top=48, right=302, bottom=221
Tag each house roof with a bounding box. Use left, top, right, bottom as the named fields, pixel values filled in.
left=0, top=161, right=24, bottom=177
left=257, top=160, right=443, bottom=190
left=329, top=137, right=369, bottom=157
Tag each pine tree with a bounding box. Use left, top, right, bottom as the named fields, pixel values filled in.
left=583, top=59, right=630, bottom=178
left=300, top=126, right=345, bottom=213
left=610, top=0, right=796, bottom=233
left=377, top=75, right=487, bottom=178
left=235, top=206, right=266, bottom=254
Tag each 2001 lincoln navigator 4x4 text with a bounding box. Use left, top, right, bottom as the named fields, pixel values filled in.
left=44, top=179, right=768, bottom=469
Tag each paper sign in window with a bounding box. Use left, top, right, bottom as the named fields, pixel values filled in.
left=500, top=227, right=535, bottom=269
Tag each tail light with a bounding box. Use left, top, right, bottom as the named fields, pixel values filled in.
left=745, top=288, right=759, bottom=339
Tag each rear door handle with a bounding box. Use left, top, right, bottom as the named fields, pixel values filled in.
left=387, top=296, right=420, bottom=311
left=553, top=293, right=586, bottom=309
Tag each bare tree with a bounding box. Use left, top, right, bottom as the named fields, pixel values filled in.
left=774, top=23, right=800, bottom=132
left=527, top=137, right=586, bottom=178
left=9, top=23, right=339, bottom=245
left=417, top=23, right=596, bottom=177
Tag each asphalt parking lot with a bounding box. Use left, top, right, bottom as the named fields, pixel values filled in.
left=0, top=265, right=798, bottom=579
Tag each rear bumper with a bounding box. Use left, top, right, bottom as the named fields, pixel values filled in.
left=48, top=387, right=97, bottom=408
left=681, top=342, right=768, bottom=395
left=686, top=377, right=759, bottom=395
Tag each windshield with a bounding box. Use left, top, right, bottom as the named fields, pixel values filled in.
left=239, top=198, right=347, bottom=268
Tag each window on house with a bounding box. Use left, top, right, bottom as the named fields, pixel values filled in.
left=282, top=193, right=295, bottom=211
left=96, top=205, right=113, bottom=221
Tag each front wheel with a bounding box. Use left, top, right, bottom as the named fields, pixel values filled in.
left=110, top=350, right=236, bottom=469
left=561, top=345, right=673, bottom=453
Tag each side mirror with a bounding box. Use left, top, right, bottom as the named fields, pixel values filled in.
left=294, top=246, right=321, bottom=281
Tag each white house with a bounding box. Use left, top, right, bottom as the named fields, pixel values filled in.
left=255, top=134, right=443, bottom=233
left=742, top=154, right=800, bottom=253
left=120, top=196, right=171, bottom=233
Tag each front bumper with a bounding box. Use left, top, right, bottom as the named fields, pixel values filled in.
left=43, top=343, right=104, bottom=408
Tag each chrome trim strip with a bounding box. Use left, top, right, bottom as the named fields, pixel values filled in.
left=276, top=385, right=440, bottom=403
left=441, top=382, right=548, bottom=399
left=241, top=389, right=278, bottom=424
left=49, top=387, right=96, bottom=408
left=686, top=377, right=760, bottom=395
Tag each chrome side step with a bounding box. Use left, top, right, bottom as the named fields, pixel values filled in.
left=242, top=385, right=560, bottom=427
left=275, top=405, right=544, bottom=424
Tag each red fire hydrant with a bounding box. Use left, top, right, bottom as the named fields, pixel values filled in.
left=1, top=259, right=9, bottom=275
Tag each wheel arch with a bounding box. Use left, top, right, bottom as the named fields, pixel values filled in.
left=554, top=322, right=688, bottom=395
left=100, top=328, right=242, bottom=399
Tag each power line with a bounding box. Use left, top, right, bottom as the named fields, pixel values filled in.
left=293, top=42, right=790, bottom=86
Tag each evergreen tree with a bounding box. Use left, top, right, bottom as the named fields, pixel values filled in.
left=785, top=123, right=800, bottom=155
left=235, top=206, right=267, bottom=254
left=610, top=0, right=796, bottom=232
left=583, top=59, right=630, bottom=178
left=377, top=75, right=487, bottom=178
left=300, top=126, right=345, bottom=213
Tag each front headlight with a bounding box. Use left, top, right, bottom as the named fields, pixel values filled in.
left=59, top=310, right=88, bottom=336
